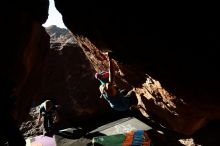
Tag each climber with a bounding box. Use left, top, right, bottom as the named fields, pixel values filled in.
left=95, top=52, right=139, bottom=112
left=37, top=99, right=59, bottom=136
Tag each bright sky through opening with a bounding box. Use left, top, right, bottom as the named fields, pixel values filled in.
left=42, top=0, right=66, bottom=28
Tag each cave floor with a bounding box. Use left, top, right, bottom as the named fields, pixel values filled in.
left=55, top=112, right=220, bottom=146
left=25, top=111, right=220, bottom=146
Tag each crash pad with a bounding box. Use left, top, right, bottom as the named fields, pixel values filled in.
left=92, top=130, right=152, bottom=146
left=26, top=135, right=56, bottom=146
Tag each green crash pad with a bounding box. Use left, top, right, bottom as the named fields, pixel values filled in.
left=92, top=130, right=152, bottom=146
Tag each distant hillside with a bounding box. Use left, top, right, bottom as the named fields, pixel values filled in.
left=45, top=25, right=76, bottom=43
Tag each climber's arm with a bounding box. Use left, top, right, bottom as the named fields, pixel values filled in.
left=106, top=52, right=117, bottom=96
left=108, top=53, right=115, bottom=84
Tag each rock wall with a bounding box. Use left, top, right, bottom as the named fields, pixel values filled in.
left=39, top=42, right=111, bottom=124
left=55, top=0, right=220, bottom=135
left=0, top=1, right=219, bottom=144
left=0, top=0, right=50, bottom=145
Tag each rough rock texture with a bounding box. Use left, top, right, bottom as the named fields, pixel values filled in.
left=1, top=1, right=219, bottom=145
left=40, top=42, right=107, bottom=124
left=20, top=31, right=220, bottom=145
left=20, top=107, right=43, bottom=138
left=18, top=26, right=114, bottom=138
left=55, top=0, right=220, bottom=135
left=75, top=37, right=208, bottom=135
left=45, top=25, right=73, bottom=43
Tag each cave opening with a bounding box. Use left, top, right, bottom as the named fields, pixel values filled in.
left=42, top=0, right=66, bottom=29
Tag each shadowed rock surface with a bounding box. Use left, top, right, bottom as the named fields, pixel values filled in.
left=55, top=0, right=220, bottom=135
left=0, top=0, right=219, bottom=145
left=19, top=26, right=219, bottom=146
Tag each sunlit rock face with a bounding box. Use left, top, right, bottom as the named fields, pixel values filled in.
left=45, top=25, right=73, bottom=43
left=55, top=0, right=220, bottom=135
